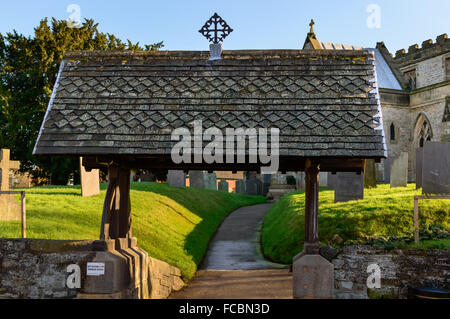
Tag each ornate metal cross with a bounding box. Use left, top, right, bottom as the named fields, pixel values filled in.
left=199, top=13, right=233, bottom=44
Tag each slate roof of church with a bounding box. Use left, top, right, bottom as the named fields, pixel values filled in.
left=33, top=49, right=387, bottom=159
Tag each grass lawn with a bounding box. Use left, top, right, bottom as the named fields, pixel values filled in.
left=261, top=184, right=450, bottom=264
left=0, top=182, right=265, bottom=281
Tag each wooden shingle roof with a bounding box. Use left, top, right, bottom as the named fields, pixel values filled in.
left=33, top=49, right=386, bottom=164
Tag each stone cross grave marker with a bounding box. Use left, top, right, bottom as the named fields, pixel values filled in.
left=422, top=142, right=450, bottom=195
left=0, top=149, right=20, bottom=191
left=390, top=152, right=408, bottom=188
left=79, top=157, right=100, bottom=197
left=0, top=149, right=21, bottom=220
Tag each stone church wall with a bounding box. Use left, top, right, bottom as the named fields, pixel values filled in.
left=416, top=54, right=447, bottom=88
left=0, top=238, right=184, bottom=299
left=379, top=82, right=449, bottom=182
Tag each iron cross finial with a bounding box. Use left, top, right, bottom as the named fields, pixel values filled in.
left=309, top=19, right=315, bottom=33
left=199, top=13, right=233, bottom=44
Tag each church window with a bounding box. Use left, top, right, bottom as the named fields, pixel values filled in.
left=446, top=57, right=450, bottom=80
left=390, top=123, right=396, bottom=141
left=405, top=69, right=417, bottom=90
left=418, top=119, right=432, bottom=147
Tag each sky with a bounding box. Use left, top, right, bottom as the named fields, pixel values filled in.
left=0, top=0, right=448, bottom=54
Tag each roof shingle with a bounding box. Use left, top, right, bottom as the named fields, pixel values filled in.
left=33, top=49, right=386, bottom=159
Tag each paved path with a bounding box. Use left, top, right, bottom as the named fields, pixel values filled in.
left=171, top=203, right=292, bottom=299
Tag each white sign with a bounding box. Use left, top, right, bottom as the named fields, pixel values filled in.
left=86, top=262, right=105, bottom=276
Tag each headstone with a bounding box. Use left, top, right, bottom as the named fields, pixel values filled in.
left=266, top=173, right=296, bottom=200
left=0, top=149, right=21, bottom=221
left=422, top=142, right=450, bottom=195
left=262, top=174, right=271, bottom=196
left=235, top=180, right=246, bottom=194
left=293, top=254, right=334, bottom=299
left=319, top=172, right=328, bottom=187
left=189, top=170, right=204, bottom=189
left=255, top=179, right=263, bottom=195
left=140, top=171, right=154, bottom=182
left=364, top=159, right=377, bottom=188
left=167, top=170, right=186, bottom=188
left=383, top=157, right=393, bottom=183
left=334, top=172, right=364, bottom=202
left=218, top=179, right=229, bottom=192
left=415, top=148, right=423, bottom=189
left=327, top=172, right=337, bottom=190
left=375, top=162, right=384, bottom=183
left=203, top=172, right=217, bottom=190
left=245, top=179, right=258, bottom=196
left=79, top=157, right=100, bottom=197
left=296, top=172, right=305, bottom=190
left=390, top=152, right=408, bottom=188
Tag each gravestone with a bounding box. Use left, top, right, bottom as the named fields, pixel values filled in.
left=203, top=172, right=217, bottom=190
left=390, top=152, right=408, bottom=188
left=296, top=172, right=305, bottom=190
left=262, top=174, right=271, bottom=196
left=245, top=179, right=258, bottom=196
left=218, top=179, right=229, bottom=192
left=189, top=170, right=204, bottom=188
left=415, top=148, right=423, bottom=189
left=235, top=180, right=246, bottom=194
left=80, top=157, right=100, bottom=197
left=364, top=159, right=377, bottom=188
left=266, top=173, right=296, bottom=200
left=383, top=157, right=393, bottom=183
left=327, top=172, right=337, bottom=190
left=334, top=172, right=364, bottom=202
left=319, top=172, right=328, bottom=187
left=0, top=149, right=21, bottom=221
left=255, top=179, right=263, bottom=195
left=167, top=170, right=186, bottom=188
left=422, top=142, right=450, bottom=194
left=140, top=171, right=154, bottom=182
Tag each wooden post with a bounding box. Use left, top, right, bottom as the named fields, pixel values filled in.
left=413, top=196, right=419, bottom=244
left=118, top=167, right=131, bottom=238
left=21, top=191, right=26, bottom=238
left=304, top=159, right=320, bottom=254
left=99, top=164, right=132, bottom=240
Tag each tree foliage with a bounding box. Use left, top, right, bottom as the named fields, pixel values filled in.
left=0, top=18, right=163, bottom=184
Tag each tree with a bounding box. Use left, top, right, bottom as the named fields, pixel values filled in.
left=0, top=18, right=163, bottom=184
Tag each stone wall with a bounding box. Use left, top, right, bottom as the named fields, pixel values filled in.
left=416, top=55, right=447, bottom=88
left=333, top=245, right=450, bottom=299
left=0, top=238, right=184, bottom=299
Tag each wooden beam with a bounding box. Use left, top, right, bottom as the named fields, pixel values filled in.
left=82, top=155, right=367, bottom=173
